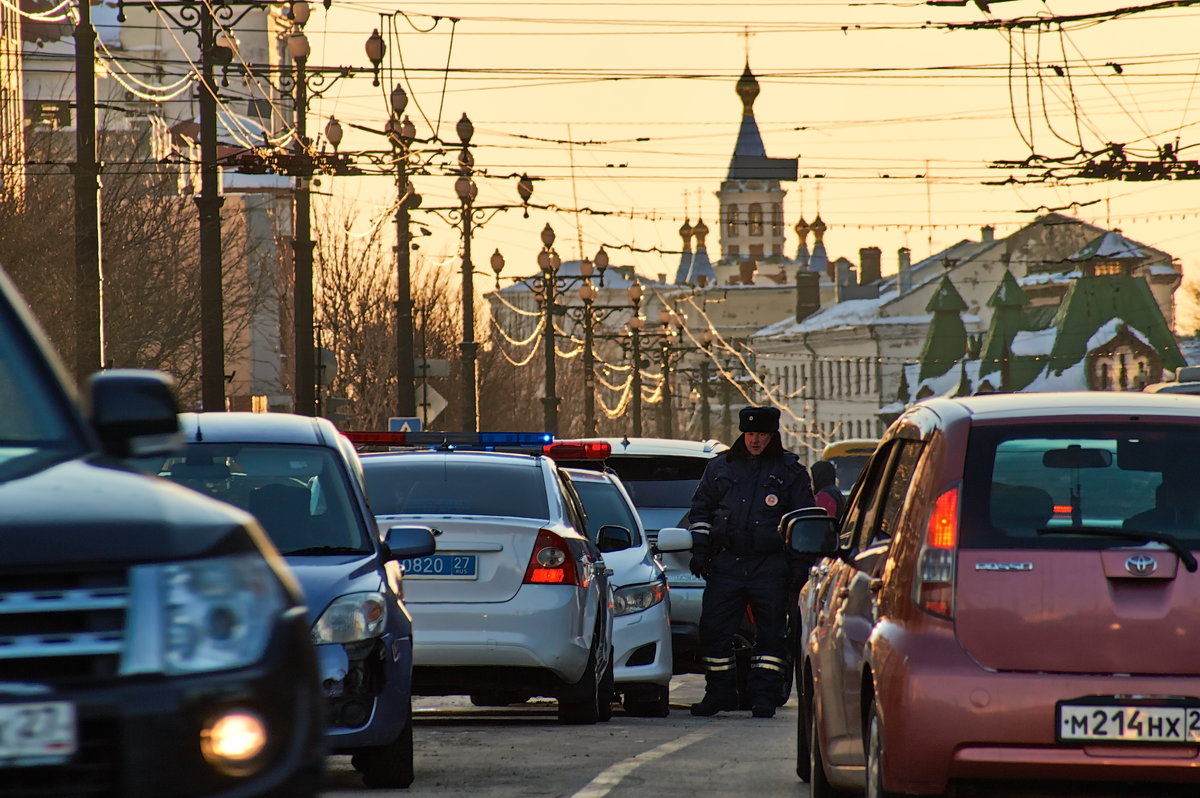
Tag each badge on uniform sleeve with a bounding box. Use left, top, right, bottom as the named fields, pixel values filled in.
left=765, top=494, right=778, bottom=506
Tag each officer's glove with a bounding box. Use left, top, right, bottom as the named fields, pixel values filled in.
left=689, top=535, right=710, bottom=578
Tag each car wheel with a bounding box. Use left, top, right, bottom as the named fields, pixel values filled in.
left=795, top=665, right=811, bottom=781
left=809, top=702, right=844, bottom=798
left=558, top=641, right=601, bottom=724
left=623, top=684, right=670, bottom=717
left=469, top=692, right=530, bottom=707
left=867, top=701, right=904, bottom=798
left=353, top=719, right=414, bottom=789
left=597, top=648, right=615, bottom=722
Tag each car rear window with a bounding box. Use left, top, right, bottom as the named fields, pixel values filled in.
left=363, top=457, right=550, bottom=518
left=601, top=455, right=710, bottom=509
left=572, top=479, right=643, bottom=545
left=962, top=422, right=1200, bottom=549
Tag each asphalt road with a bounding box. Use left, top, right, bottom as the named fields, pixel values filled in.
left=320, top=674, right=805, bottom=797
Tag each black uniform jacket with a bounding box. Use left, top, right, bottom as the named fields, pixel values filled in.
left=689, top=447, right=815, bottom=555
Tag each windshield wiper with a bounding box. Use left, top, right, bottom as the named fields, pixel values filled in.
left=284, top=546, right=369, bottom=556
left=1036, top=526, right=1198, bottom=572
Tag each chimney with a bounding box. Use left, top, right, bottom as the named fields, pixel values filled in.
left=657, top=273, right=667, bottom=284
left=859, top=247, right=881, bottom=285
left=981, top=225, right=995, bottom=243
left=834, top=258, right=856, bottom=303
left=898, top=247, right=912, bottom=295
left=738, top=259, right=757, bottom=286
left=795, top=271, right=820, bottom=322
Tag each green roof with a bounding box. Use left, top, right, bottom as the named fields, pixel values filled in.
left=919, top=275, right=969, bottom=381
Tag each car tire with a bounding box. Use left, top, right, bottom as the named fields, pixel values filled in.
left=597, top=648, right=615, bottom=722
left=623, top=684, right=670, bottom=717
left=469, top=692, right=530, bottom=707
left=353, top=718, right=415, bottom=789
left=809, top=702, right=845, bottom=798
left=867, top=701, right=905, bottom=798
left=558, top=641, right=601, bottom=725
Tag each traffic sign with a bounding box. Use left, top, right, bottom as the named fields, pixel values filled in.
left=414, top=358, right=451, bottom=378
left=389, top=416, right=422, bottom=433
left=418, top=382, right=447, bottom=426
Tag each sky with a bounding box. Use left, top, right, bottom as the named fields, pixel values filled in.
left=291, top=0, right=1200, bottom=327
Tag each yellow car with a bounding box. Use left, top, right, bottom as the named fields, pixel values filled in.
left=819, top=438, right=880, bottom=496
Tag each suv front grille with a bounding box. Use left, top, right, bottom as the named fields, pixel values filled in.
left=0, top=571, right=128, bottom=686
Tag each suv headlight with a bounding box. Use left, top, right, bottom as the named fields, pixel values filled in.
left=311, top=592, right=388, bottom=644
left=124, top=553, right=286, bottom=676
left=612, top=581, right=667, bottom=617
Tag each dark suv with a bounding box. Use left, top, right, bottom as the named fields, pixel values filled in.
left=0, top=269, right=324, bottom=796
left=792, top=392, right=1200, bottom=797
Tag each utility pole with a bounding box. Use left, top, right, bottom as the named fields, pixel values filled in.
left=72, top=0, right=102, bottom=384
left=289, top=29, right=315, bottom=416
left=394, top=139, right=416, bottom=418
left=197, top=4, right=226, bottom=411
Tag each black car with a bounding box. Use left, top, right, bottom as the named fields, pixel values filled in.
left=0, top=268, right=324, bottom=797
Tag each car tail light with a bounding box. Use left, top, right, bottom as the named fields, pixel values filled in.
left=915, top=486, right=958, bottom=618
left=523, top=529, right=583, bottom=586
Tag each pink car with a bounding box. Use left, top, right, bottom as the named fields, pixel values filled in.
left=790, top=392, right=1200, bottom=796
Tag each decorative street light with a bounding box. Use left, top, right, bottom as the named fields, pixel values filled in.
left=627, top=282, right=645, bottom=437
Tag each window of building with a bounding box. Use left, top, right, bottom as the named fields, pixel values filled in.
left=749, top=244, right=764, bottom=257
left=725, top=205, right=739, bottom=236
left=1094, top=261, right=1123, bottom=276
left=771, top=203, right=782, bottom=235
left=748, top=203, right=763, bottom=235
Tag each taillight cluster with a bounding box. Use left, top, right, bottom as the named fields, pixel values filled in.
left=914, top=487, right=958, bottom=618
left=523, top=529, right=586, bottom=587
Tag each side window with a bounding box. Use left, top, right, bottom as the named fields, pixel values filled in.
left=558, top=472, right=589, bottom=536
left=861, top=440, right=923, bottom=548
left=838, top=441, right=896, bottom=549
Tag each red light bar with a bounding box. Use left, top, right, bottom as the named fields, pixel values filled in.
left=344, top=431, right=409, bottom=445
left=543, top=441, right=612, bottom=460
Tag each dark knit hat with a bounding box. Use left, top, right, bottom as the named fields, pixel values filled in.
left=738, top=406, right=780, bottom=433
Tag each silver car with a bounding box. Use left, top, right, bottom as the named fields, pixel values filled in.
left=563, top=468, right=674, bottom=717
left=359, top=448, right=616, bottom=724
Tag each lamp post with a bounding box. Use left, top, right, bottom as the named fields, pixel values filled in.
left=287, top=20, right=316, bottom=416
left=536, top=224, right=562, bottom=435
left=73, top=0, right=101, bottom=385
left=455, top=114, right=481, bottom=431
left=699, top=329, right=714, bottom=439
left=627, top=282, right=645, bottom=437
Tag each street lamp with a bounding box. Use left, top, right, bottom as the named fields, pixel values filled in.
left=287, top=22, right=317, bottom=416
left=386, top=82, right=421, bottom=420
left=627, top=282, right=645, bottom=437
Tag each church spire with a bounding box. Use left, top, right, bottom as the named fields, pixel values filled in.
left=673, top=219, right=694, bottom=284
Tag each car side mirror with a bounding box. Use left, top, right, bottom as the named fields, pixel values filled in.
left=597, top=524, right=634, bottom=553
left=785, top=512, right=839, bottom=557
left=88, top=370, right=182, bottom=458
left=654, top=526, right=692, bottom=552
left=384, top=525, right=437, bottom=559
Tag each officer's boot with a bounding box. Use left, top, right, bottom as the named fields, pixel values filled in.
left=690, top=659, right=739, bottom=716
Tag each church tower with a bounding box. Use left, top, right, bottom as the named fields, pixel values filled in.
left=715, top=63, right=793, bottom=280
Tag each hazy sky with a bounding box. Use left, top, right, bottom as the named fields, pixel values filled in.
left=295, top=0, right=1200, bottom=324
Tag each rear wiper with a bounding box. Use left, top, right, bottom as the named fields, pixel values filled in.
left=1036, top=526, right=1198, bottom=573
left=284, top=546, right=369, bottom=556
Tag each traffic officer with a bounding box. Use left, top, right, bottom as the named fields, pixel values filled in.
left=687, top=406, right=815, bottom=718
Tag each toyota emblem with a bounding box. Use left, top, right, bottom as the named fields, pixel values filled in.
left=1124, top=554, right=1158, bottom=576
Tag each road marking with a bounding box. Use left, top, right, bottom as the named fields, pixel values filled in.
left=570, top=728, right=715, bottom=798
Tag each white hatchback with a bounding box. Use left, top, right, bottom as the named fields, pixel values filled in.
left=360, top=449, right=616, bottom=724
left=563, top=468, right=674, bottom=717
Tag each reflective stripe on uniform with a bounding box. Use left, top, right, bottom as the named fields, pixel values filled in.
left=750, top=655, right=786, bottom=673
left=702, top=655, right=735, bottom=672
left=689, top=522, right=711, bottom=535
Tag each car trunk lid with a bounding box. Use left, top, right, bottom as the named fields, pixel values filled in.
left=374, top=515, right=539, bottom=603
left=954, top=546, right=1200, bottom=674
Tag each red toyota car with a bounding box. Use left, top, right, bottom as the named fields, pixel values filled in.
left=790, top=392, right=1200, bottom=797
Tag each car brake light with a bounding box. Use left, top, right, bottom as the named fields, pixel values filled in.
left=542, top=440, right=612, bottom=460
left=523, top=529, right=583, bottom=586
left=916, top=486, right=959, bottom=618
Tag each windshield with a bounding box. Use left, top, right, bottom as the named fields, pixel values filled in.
left=602, top=455, right=710, bottom=510
left=573, top=478, right=643, bottom=545
left=362, top=457, right=550, bottom=518
left=146, top=443, right=370, bottom=555
left=963, top=423, right=1200, bottom=549
left=0, top=303, right=81, bottom=481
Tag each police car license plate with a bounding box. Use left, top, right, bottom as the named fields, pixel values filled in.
left=401, top=554, right=477, bottom=579
left=0, top=702, right=77, bottom=763
left=1058, top=701, right=1200, bottom=744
